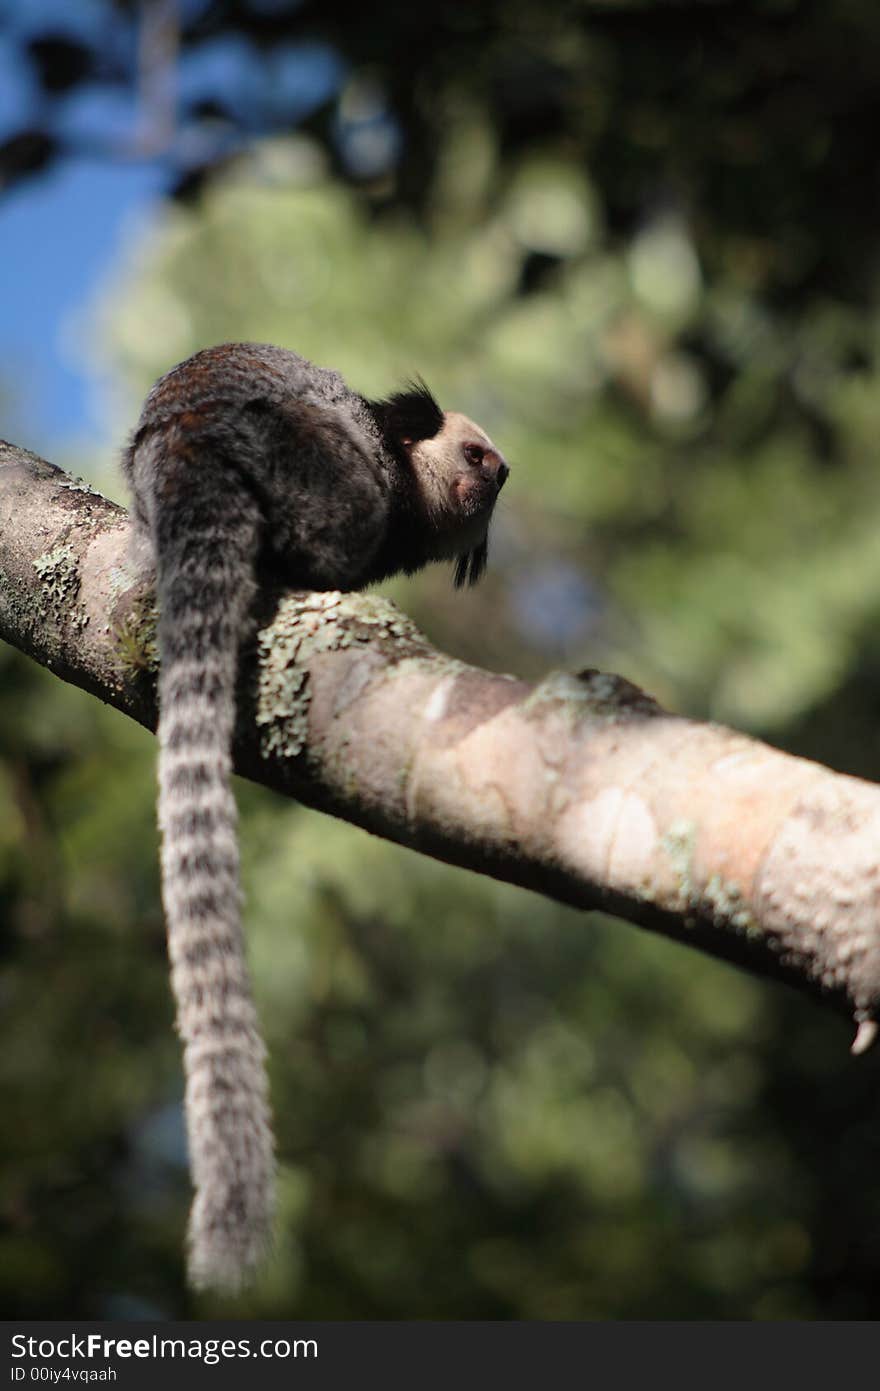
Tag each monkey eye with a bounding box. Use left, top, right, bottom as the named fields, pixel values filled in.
left=463, top=443, right=485, bottom=466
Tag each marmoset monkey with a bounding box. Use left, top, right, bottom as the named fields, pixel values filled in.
left=123, top=342, right=508, bottom=1293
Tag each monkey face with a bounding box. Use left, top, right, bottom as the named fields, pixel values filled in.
left=412, top=411, right=508, bottom=521
left=407, top=411, right=508, bottom=583
left=454, top=424, right=509, bottom=518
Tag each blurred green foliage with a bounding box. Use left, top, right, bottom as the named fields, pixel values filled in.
left=4, top=0, right=880, bottom=1320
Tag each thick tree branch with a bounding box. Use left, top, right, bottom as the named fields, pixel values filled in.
left=2, top=439, right=879, bottom=1051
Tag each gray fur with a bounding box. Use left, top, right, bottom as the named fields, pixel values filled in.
left=123, top=342, right=507, bottom=1292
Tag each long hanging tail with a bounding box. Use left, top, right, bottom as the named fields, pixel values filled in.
left=153, top=467, right=274, bottom=1293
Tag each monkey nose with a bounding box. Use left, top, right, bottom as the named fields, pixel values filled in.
left=496, top=461, right=509, bottom=490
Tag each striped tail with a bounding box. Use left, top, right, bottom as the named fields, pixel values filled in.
left=155, top=481, right=274, bottom=1292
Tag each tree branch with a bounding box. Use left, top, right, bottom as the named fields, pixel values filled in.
left=2, top=438, right=878, bottom=1052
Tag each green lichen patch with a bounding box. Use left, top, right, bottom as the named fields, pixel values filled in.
left=661, top=819, right=697, bottom=916
left=57, top=475, right=105, bottom=499
left=255, top=590, right=428, bottom=761
left=111, top=590, right=159, bottom=676
left=340, top=591, right=425, bottom=645
left=522, top=668, right=660, bottom=733
left=701, top=873, right=761, bottom=939
left=255, top=592, right=343, bottom=760
left=33, top=544, right=81, bottom=624
left=661, top=819, right=759, bottom=937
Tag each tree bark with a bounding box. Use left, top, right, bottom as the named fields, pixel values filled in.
left=2, top=438, right=878, bottom=1052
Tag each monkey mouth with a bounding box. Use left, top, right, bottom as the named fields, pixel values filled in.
left=453, top=474, right=502, bottom=516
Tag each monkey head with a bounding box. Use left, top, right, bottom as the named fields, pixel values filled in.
left=406, top=410, right=508, bottom=586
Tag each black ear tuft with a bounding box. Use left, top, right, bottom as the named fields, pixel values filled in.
left=370, top=377, right=444, bottom=448
left=453, top=540, right=488, bottom=589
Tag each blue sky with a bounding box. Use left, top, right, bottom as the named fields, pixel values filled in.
left=1, top=156, right=164, bottom=458
left=0, top=0, right=342, bottom=461
left=0, top=0, right=153, bottom=455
